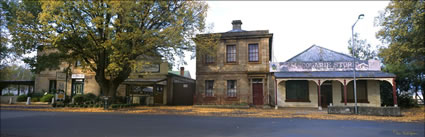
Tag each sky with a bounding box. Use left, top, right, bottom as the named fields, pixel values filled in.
left=176, top=1, right=390, bottom=79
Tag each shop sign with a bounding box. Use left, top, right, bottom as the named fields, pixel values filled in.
left=270, top=60, right=380, bottom=72
left=71, top=74, right=85, bottom=79
left=56, top=72, right=66, bottom=80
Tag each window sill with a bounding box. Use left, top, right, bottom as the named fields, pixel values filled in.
left=225, top=97, right=239, bottom=101
left=204, top=96, right=217, bottom=101
left=285, top=99, right=311, bottom=102
left=341, top=100, right=369, bottom=103
left=248, top=61, right=261, bottom=64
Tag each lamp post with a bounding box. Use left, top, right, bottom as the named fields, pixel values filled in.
left=351, top=14, right=364, bottom=114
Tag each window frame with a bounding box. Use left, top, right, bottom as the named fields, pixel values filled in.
left=205, top=80, right=214, bottom=97
left=49, top=80, right=57, bottom=92
left=248, top=43, right=259, bottom=62
left=285, top=80, right=310, bottom=102
left=226, top=80, right=237, bottom=97
left=341, top=80, right=369, bottom=103
left=204, top=54, right=215, bottom=64
left=226, top=45, right=237, bottom=63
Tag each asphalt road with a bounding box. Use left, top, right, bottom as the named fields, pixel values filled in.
left=1, top=110, right=424, bottom=137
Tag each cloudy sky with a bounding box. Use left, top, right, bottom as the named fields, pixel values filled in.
left=178, top=1, right=390, bottom=79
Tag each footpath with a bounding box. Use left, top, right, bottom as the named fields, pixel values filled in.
left=1, top=104, right=423, bottom=123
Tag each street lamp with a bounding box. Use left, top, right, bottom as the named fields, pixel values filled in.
left=351, top=14, right=364, bottom=114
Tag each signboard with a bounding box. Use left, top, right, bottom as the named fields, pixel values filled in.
left=270, top=60, right=380, bottom=72
left=56, top=91, right=65, bottom=101
left=56, top=72, right=66, bottom=80
left=57, top=82, right=65, bottom=91
left=71, top=74, right=85, bottom=79
left=136, top=64, right=160, bottom=73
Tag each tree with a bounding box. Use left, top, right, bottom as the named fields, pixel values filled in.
left=376, top=0, right=425, bottom=103
left=347, top=33, right=378, bottom=60
left=9, top=1, right=216, bottom=100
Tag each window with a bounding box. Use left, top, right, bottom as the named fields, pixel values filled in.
left=49, top=80, right=57, bottom=92
left=226, top=45, right=236, bottom=63
left=248, top=44, right=259, bottom=62
left=286, top=80, right=309, bottom=102
left=75, top=60, right=81, bottom=67
left=341, top=80, right=368, bottom=103
left=227, top=80, right=237, bottom=97
left=205, top=54, right=215, bottom=64
left=205, top=80, right=214, bottom=97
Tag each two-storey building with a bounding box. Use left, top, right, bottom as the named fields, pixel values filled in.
left=195, top=20, right=274, bottom=106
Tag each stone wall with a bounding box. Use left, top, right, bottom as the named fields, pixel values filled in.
left=328, top=106, right=401, bottom=116
left=0, top=96, right=17, bottom=104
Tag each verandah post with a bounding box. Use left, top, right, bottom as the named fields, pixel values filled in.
left=392, top=78, right=398, bottom=107
left=344, top=79, right=347, bottom=106
left=318, top=80, right=321, bottom=110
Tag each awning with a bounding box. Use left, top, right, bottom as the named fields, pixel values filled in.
left=274, top=71, right=396, bottom=78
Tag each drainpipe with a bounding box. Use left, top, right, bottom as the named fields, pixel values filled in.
left=275, top=76, right=278, bottom=110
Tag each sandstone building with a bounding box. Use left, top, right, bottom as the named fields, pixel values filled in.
left=195, top=20, right=274, bottom=106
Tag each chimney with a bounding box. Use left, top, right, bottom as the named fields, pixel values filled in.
left=180, top=67, right=184, bottom=76
left=232, top=20, right=242, bottom=30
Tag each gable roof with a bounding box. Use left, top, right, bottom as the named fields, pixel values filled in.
left=286, top=45, right=358, bottom=62
left=168, top=71, right=191, bottom=79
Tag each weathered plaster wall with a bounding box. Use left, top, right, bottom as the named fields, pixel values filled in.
left=277, top=81, right=318, bottom=107
left=277, top=80, right=381, bottom=107
left=333, top=80, right=380, bottom=107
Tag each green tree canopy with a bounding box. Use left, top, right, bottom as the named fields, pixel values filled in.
left=8, top=0, right=217, bottom=99
left=376, top=0, right=425, bottom=102
left=348, top=33, right=378, bottom=60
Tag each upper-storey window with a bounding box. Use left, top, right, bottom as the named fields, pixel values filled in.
left=248, top=44, right=259, bottom=62
left=226, top=45, right=236, bottom=63
left=75, top=60, right=82, bottom=67
left=205, top=54, right=215, bottom=64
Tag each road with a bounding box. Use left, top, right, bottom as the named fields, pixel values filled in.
left=1, top=110, right=424, bottom=137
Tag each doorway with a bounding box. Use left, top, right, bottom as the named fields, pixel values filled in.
left=252, top=79, right=263, bottom=105
left=320, top=81, right=333, bottom=108
left=71, top=79, right=84, bottom=96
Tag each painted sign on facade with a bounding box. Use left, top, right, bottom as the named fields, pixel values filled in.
left=71, top=74, right=85, bottom=79
left=56, top=72, right=66, bottom=80
left=136, top=64, right=160, bottom=73
left=270, top=60, right=380, bottom=72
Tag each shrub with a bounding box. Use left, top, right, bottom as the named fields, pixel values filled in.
left=73, top=94, right=85, bottom=105
left=28, top=92, right=44, bottom=98
left=111, top=104, right=119, bottom=109
left=2, top=93, right=14, bottom=96
left=31, top=97, right=40, bottom=102
left=51, top=103, right=56, bottom=107
left=17, top=95, right=28, bottom=102
left=84, top=93, right=97, bottom=104
left=398, top=93, right=418, bottom=108
left=40, top=94, right=54, bottom=102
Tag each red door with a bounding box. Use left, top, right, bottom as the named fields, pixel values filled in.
left=253, top=83, right=263, bottom=105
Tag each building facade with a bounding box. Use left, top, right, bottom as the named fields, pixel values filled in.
left=195, top=20, right=274, bottom=106
left=271, top=45, right=397, bottom=109
left=35, top=50, right=195, bottom=105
